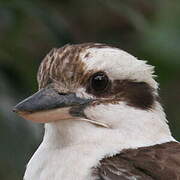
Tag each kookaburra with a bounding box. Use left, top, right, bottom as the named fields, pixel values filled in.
left=13, top=43, right=180, bottom=180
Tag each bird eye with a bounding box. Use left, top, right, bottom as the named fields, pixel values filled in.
left=90, top=72, right=109, bottom=92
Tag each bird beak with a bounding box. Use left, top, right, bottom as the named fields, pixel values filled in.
left=13, top=87, right=92, bottom=123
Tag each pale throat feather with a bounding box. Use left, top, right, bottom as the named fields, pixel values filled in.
left=24, top=101, right=175, bottom=180
left=43, top=101, right=174, bottom=150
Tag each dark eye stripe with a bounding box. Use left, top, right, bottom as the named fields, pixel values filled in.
left=86, top=75, right=156, bottom=110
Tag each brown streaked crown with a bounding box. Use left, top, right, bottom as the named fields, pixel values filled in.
left=37, top=43, right=111, bottom=91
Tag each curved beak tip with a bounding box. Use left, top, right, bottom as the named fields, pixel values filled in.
left=12, top=102, right=29, bottom=114
left=12, top=107, right=18, bottom=113
left=12, top=105, right=29, bottom=116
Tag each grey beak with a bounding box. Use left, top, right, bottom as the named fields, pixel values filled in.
left=13, top=87, right=92, bottom=113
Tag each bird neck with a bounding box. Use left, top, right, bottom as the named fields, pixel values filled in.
left=42, top=101, right=175, bottom=154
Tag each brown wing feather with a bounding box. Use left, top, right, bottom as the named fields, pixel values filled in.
left=93, top=142, right=180, bottom=180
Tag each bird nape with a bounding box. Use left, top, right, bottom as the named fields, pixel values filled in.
left=13, top=43, right=180, bottom=180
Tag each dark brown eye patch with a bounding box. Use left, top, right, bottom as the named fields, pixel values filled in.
left=86, top=72, right=155, bottom=110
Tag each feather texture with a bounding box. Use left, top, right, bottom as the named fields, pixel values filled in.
left=93, top=142, right=180, bottom=180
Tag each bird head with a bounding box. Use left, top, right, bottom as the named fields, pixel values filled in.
left=13, top=43, right=173, bottom=147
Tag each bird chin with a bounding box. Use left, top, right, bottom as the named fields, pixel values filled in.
left=17, top=107, right=111, bottom=128
left=17, top=107, right=75, bottom=123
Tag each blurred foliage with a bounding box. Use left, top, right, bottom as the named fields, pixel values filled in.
left=0, top=0, right=179, bottom=179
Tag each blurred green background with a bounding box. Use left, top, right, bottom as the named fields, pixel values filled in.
left=0, top=0, right=180, bottom=179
